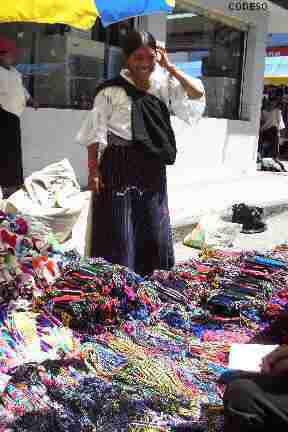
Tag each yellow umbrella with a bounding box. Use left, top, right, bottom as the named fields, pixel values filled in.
left=0, top=0, right=98, bottom=30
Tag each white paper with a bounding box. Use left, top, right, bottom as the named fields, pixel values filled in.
left=229, top=344, right=278, bottom=372
left=22, top=341, right=59, bottom=364
left=0, top=372, right=11, bottom=393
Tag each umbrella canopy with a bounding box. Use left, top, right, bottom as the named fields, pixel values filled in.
left=264, top=56, right=288, bottom=85
left=0, top=0, right=174, bottom=30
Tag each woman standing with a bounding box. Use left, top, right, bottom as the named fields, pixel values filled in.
left=77, top=31, right=205, bottom=276
left=259, top=96, right=285, bottom=159
left=0, top=37, right=31, bottom=197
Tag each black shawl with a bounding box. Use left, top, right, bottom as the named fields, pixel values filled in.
left=94, top=75, right=177, bottom=165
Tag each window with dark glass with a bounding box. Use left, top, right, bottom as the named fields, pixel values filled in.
left=166, top=7, right=246, bottom=120
left=0, top=18, right=133, bottom=109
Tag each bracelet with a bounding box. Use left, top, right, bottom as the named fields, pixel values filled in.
left=166, top=64, right=177, bottom=75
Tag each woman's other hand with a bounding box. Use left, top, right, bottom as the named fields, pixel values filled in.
left=261, top=345, right=288, bottom=374
left=88, top=171, right=104, bottom=193
left=156, top=46, right=173, bottom=71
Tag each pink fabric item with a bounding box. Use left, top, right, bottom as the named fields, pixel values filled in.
left=0, top=37, right=18, bottom=54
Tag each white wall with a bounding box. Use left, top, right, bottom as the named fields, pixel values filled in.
left=21, top=108, right=88, bottom=185
left=21, top=0, right=269, bottom=189
left=268, top=2, right=288, bottom=34
left=168, top=117, right=258, bottom=183
left=21, top=108, right=258, bottom=188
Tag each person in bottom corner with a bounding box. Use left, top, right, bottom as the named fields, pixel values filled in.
left=0, top=37, right=37, bottom=198
left=77, top=30, right=205, bottom=276
left=223, top=344, right=288, bottom=432
left=259, top=96, right=285, bottom=160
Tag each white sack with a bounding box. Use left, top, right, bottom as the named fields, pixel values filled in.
left=5, top=159, right=84, bottom=243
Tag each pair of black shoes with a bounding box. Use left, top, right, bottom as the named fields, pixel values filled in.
left=232, top=203, right=267, bottom=234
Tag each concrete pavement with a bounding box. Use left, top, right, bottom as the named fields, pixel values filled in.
left=72, top=172, right=288, bottom=260
left=174, top=207, right=288, bottom=262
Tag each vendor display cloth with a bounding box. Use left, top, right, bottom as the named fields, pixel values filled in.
left=37, top=259, right=152, bottom=333
left=0, top=202, right=287, bottom=430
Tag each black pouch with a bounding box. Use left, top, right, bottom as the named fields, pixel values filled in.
left=223, top=283, right=259, bottom=297
left=0, top=282, right=19, bottom=304
left=234, top=275, right=263, bottom=287
left=207, top=293, right=241, bottom=317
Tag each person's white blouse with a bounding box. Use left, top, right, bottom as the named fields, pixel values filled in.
left=0, top=66, right=29, bottom=117
left=261, top=108, right=285, bottom=133
left=77, top=68, right=206, bottom=159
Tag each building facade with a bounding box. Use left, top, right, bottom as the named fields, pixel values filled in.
left=0, top=1, right=275, bottom=215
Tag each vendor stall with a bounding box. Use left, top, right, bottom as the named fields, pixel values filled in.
left=0, top=2, right=288, bottom=432
left=0, top=206, right=287, bottom=431
left=265, top=56, right=288, bottom=85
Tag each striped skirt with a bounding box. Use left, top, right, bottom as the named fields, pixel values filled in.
left=91, top=134, right=175, bottom=276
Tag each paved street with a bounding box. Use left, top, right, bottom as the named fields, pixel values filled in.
left=174, top=207, right=288, bottom=262
left=72, top=191, right=288, bottom=262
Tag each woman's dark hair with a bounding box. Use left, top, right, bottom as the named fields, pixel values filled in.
left=121, top=30, right=157, bottom=59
